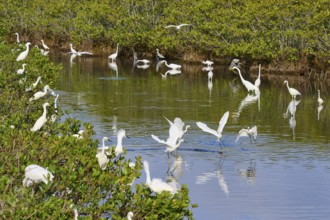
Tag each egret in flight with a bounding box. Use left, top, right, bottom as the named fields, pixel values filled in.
left=143, top=160, right=176, bottom=194
left=30, top=102, right=50, bottom=132
left=108, top=44, right=119, bottom=62
left=156, top=49, right=165, bottom=60
left=17, top=63, right=26, bottom=75
left=165, top=24, right=192, bottom=30
left=317, top=90, right=323, bottom=105
left=196, top=111, right=230, bottom=150
left=235, top=126, right=257, bottom=143
left=164, top=61, right=181, bottom=70
left=16, top=42, right=31, bottom=61
left=283, top=80, right=301, bottom=99
left=23, top=164, right=54, bottom=187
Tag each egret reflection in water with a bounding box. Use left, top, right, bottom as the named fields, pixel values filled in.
left=317, top=105, right=324, bottom=120
left=160, top=69, right=181, bottom=78
left=108, top=62, right=118, bottom=77
left=233, top=89, right=260, bottom=118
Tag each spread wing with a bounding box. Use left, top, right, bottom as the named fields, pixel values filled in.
left=217, top=111, right=229, bottom=133
left=235, top=129, right=249, bottom=142
left=196, top=122, right=219, bottom=137
left=151, top=134, right=166, bottom=145
left=250, top=126, right=257, bottom=139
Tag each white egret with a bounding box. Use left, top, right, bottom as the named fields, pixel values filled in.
left=202, top=66, right=213, bottom=72
left=164, top=61, right=181, bottom=70
left=72, top=130, right=85, bottom=139
left=50, top=94, right=59, bottom=123
left=22, top=164, right=54, bottom=187
left=30, top=102, right=50, bottom=132
left=136, top=59, right=150, bottom=65
left=69, top=43, right=77, bottom=54
left=68, top=43, right=92, bottom=56
left=108, top=44, right=119, bottom=62
left=318, top=104, right=323, bottom=120
left=164, top=116, right=190, bottom=140
left=235, top=126, right=257, bottom=143
left=143, top=160, right=176, bottom=194
left=25, top=76, right=42, bottom=92
left=114, top=129, right=129, bottom=156
left=127, top=212, right=134, bottom=220
left=17, top=63, right=26, bottom=75
left=14, top=32, right=20, bottom=43
left=283, top=80, right=301, bottom=99
left=29, top=85, right=50, bottom=101
left=196, top=111, right=229, bottom=149
left=96, top=145, right=109, bottom=170
left=202, top=60, right=214, bottom=67
left=317, top=90, right=323, bottom=105
left=41, top=39, right=49, bottom=50
left=229, top=58, right=240, bottom=69
left=16, top=42, right=31, bottom=61
left=254, top=64, right=261, bottom=88
left=164, top=24, right=192, bottom=30
left=156, top=49, right=165, bottom=59
left=230, top=66, right=258, bottom=94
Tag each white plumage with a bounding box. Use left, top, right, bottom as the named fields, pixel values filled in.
left=164, top=23, right=192, bottom=30
left=108, top=44, right=119, bottom=62
left=29, top=85, right=50, bottom=101
left=230, top=66, right=258, bottom=94
left=235, top=126, right=257, bottom=143
left=196, top=111, right=229, bottom=140
left=164, top=61, right=181, bottom=70
left=16, top=42, right=31, bottom=61
left=202, top=60, right=214, bottom=67
left=156, top=49, right=165, bottom=59
left=17, top=63, right=26, bottom=75
left=254, top=64, right=261, bottom=88
left=30, top=102, right=50, bottom=132
left=22, top=164, right=54, bottom=187
left=284, top=80, right=301, bottom=99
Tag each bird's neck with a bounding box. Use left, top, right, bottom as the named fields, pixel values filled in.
left=116, top=136, right=123, bottom=151
left=144, top=165, right=151, bottom=184
left=42, top=106, right=48, bottom=118
left=235, top=67, right=244, bottom=82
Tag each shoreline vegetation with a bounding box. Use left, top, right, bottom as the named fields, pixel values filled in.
left=1, top=0, right=329, bottom=75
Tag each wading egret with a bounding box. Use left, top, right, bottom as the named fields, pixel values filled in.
left=254, top=64, right=261, bottom=88
left=156, top=49, right=165, bottom=59
left=202, top=60, right=214, bottom=67
left=165, top=24, right=192, bottom=30
left=14, top=32, right=20, bottom=43
left=283, top=80, right=301, bottom=99
left=17, top=63, right=26, bottom=75
left=16, top=42, right=31, bottom=61
left=196, top=111, right=229, bottom=149
left=41, top=39, right=49, bottom=50
left=25, top=76, right=42, bottom=91
left=127, top=212, right=134, bottom=220
left=317, top=90, right=323, bottom=105
left=23, top=164, right=54, bottom=187
left=164, top=116, right=190, bottom=140
left=69, top=43, right=77, bottom=54
left=164, top=61, right=181, bottom=70
left=235, top=126, right=257, bottom=143
left=30, top=102, right=50, bottom=132
left=230, top=66, right=258, bottom=94
left=29, top=85, right=50, bottom=101
left=96, top=145, right=109, bottom=170
left=108, top=44, right=119, bottom=62
left=143, top=160, right=176, bottom=194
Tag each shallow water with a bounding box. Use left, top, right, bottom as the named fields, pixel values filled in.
left=52, top=53, right=330, bottom=219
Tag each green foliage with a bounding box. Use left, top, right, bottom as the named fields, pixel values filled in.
left=0, top=41, right=196, bottom=219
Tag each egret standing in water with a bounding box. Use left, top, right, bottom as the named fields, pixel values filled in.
left=196, top=111, right=230, bottom=151
left=254, top=64, right=261, bottom=88
left=164, top=61, right=181, bottom=70
left=143, top=160, right=176, bottom=194
left=317, top=90, right=323, bottom=105
left=229, top=65, right=258, bottom=94
left=283, top=80, right=301, bottom=99
left=156, top=48, right=165, bottom=60
left=16, top=42, right=31, bottom=61
left=23, top=164, right=54, bottom=187
left=30, top=102, right=50, bottom=132
left=235, top=126, right=257, bottom=143
left=108, top=44, right=119, bottom=62
left=17, top=63, right=26, bottom=75
left=163, top=116, right=190, bottom=140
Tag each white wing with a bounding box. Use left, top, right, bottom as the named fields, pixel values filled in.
left=150, top=178, right=174, bottom=193
left=151, top=134, right=166, bottom=145
left=196, top=122, right=219, bottom=138
left=235, top=129, right=249, bottom=143
left=78, top=51, right=93, bottom=55
left=165, top=25, right=176, bottom=29
left=250, top=126, right=257, bottom=139
left=217, top=111, right=229, bottom=133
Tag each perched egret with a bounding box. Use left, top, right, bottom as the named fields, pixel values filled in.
left=283, top=80, right=301, bottom=99
left=108, top=44, right=119, bottom=62
left=230, top=66, right=258, bottom=94
left=17, top=63, right=26, bottom=75
left=23, top=164, right=54, bottom=187
left=202, top=60, right=214, bottom=67
left=156, top=49, right=165, bottom=59
left=25, top=76, right=42, bottom=91
left=317, top=90, right=323, bottom=105
left=41, top=39, right=49, bottom=50
left=72, top=130, right=85, bottom=139
left=196, top=111, right=229, bottom=149
left=164, top=24, right=192, bottom=30
left=29, top=85, right=50, bottom=101
left=254, top=64, right=261, bottom=88
left=96, top=145, right=109, bottom=170
left=143, top=160, right=176, bottom=194
left=30, top=102, right=50, bottom=132
left=68, top=43, right=92, bottom=56
left=114, top=129, right=129, bottom=156
left=127, top=212, right=134, bottom=220
left=164, top=61, right=181, bottom=70
left=16, top=42, right=31, bottom=61
left=235, top=126, right=257, bottom=143
left=14, top=32, right=20, bottom=43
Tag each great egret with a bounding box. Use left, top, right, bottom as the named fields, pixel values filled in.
left=16, top=42, right=31, bottom=61
left=14, top=32, right=20, bottom=43
left=202, top=60, right=214, bottom=67
left=114, top=129, right=129, bottom=156
left=127, top=212, right=134, bottom=220
left=68, top=43, right=92, bottom=56
left=254, top=64, right=261, bottom=88
left=41, top=39, right=49, bottom=50
left=164, top=61, right=181, bottom=70
left=25, top=76, right=42, bottom=91
left=17, top=63, right=26, bottom=75
left=108, top=44, right=119, bottom=62
left=196, top=111, right=229, bottom=148
left=230, top=66, right=258, bottom=94
left=317, top=90, right=323, bottom=105
left=29, top=85, right=50, bottom=101
left=143, top=160, right=176, bottom=194
left=96, top=144, right=109, bottom=170
left=31, top=102, right=50, bottom=132
left=164, top=24, right=192, bottom=30
left=235, top=126, right=257, bottom=143
left=22, top=164, right=54, bottom=187
left=156, top=49, right=165, bottom=59
left=283, top=80, right=301, bottom=99
left=163, top=116, right=190, bottom=140
left=69, top=43, right=77, bottom=54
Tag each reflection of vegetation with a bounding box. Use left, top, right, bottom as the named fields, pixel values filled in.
left=0, top=41, right=196, bottom=218
left=1, top=0, right=329, bottom=65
